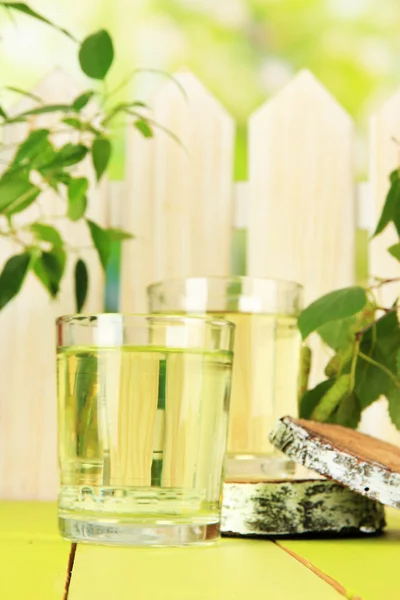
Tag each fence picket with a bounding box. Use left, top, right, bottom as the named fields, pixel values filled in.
left=121, top=70, right=235, bottom=312
left=0, top=70, right=107, bottom=499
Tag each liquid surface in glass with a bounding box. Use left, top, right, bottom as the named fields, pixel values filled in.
left=57, top=345, right=232, bottom=544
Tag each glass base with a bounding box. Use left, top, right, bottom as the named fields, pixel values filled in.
left=59, top=516, right=220, bottom=547
left=225, top=453, right=297, bottom=482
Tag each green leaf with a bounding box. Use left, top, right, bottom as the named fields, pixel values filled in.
left=5, top=86, right=42, bottom=103
left=79, top=30, right=114, bottom=80
left=300, top=379, right=334, bottom=419
left=388, top=243, right=400, bottom=261
left=33, top=248, right=66, bottom=298
left=33, top=248, right=66, bottom=297
left=332, top=393, right=362, bottom=429
left=0, top=105, right=8, bottom=119
left=354, top=355, right=387, bottom=409
left=355, top=311, right=400, bottom=409
left=298, top=287, right=368, bottom=340
left=317, top=316, right=356, bottom=351
left=62, top=117, right=101, bottom=136
left=106, top=227, right=133, bottom=241
left=390, top=169, right=399, bottom=184
left=31, top=223, right=63, bottom=248
left=62, top=117, right=82, bottom=130
left=373, top=177, right=400, bottom=237
left=92, top=138, right=111, bottom=181
left=53, top=143, right=88, bottom=168
left=387, top=385, right=400, bottom=430
left=72, top=91, right=95, bottom=111
left=102, top=100, right=149, bottom=125
left=397, top=348, right=400, bottom=378
left=1, top=3, right=75, bottom=40
left=0, top=173, right=40, bottom=215
left=67, top=177, right=88, bottom=221
left=134, top=119, right=153, bottom=138
left=75, top=258, right=88, bottom=313
left=12, top=129, right=50, bottom=166
left=87, top=219, right=111, bottom=270
left=6, top=104, right=73, bottom=123
left=0, top=252, right=31, bottom=310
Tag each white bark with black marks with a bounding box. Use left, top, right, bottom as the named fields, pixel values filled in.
left=269, top=417, right=400, bottom=509
left=221, top=479, right=385, bottom=537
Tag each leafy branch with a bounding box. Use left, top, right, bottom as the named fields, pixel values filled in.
left=0, top=5, right=173, bottom=313
left=298, top=167, right=400, bottom=431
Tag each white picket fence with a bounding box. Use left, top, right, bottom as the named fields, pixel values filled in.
left=0, top=68, right=399, bottom=500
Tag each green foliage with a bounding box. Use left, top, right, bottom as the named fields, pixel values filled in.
left=92, top=138, right=111, bottom=181
left=33, top=248, right=66, bottom=297
left=298, top=286, right=367, bottom=340
left=106, top=228, right=134, bottom=241
left=0, top=252, right=32, bottom=309
left=74, top=259, right=88, bottom=313
left=30, top=223, right=63, bottom=247
left=373, top=172, right=400, bottom=236
left=0, top=5, right=157, bottom=313
left=134, top=119, right=153, bottom=138
left=0, top=2, right=75, bottom=40
left=79, top=30, right=114, bottom=80
left=87, top=220, right=111, bottom=271
left=300, top=379, right=334, bottom=419
left=299, top=171, right=400, bottom=431
left=72, top=91, right=95, bottom=111
left=388, top=243, right=400, bottom=261
left=67, top=178, right=89, bottom=221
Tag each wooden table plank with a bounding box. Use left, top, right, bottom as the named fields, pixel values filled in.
left=278, top=508, right=400, bottom=600
left=0, top=501, right=59, bottom=540
left=0, top=539, right=70, bottom=599
left=0, top=501, right=71, bottom=599
left=69, top=538, right=342, bottom=600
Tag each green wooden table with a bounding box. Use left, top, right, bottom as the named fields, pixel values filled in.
left=1, top=502, right=399, bottom=599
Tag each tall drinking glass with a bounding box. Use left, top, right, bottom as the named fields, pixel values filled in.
left=57, top=314, right=234, bottom=546
left=148, top=277, right=302, bottom=481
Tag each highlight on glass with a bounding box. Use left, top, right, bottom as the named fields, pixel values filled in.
left=57, top=314, right=234, bottom=546
left=148, top=276, right=303, bottom=481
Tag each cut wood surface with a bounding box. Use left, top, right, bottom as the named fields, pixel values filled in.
left=0, top=70, right=107, bottom=501
left=221, top=479, right=385, bottom=537
left=121, top=70, right=235, bottom=313
left=270, top=417, right=400, bottom=509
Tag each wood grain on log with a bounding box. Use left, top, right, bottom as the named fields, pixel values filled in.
left=269, top=417, right=400, bottom=509
left=221, top=479, right=385, bottom=537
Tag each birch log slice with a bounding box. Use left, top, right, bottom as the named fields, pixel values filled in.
left=221, top=479, right=385, bottom=537
left=269, top=417, right=400, bottom=509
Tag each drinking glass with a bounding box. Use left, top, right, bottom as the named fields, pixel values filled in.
left=57, top=314, right=234, bottom=546
left=148, top=277, right=303, bottom=481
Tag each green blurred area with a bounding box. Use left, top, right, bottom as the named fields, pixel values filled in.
left=1, top=0, right=395, bottom=307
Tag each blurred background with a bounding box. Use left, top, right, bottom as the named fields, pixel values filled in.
left=1, top=0, right=400, bottom=180
left=1, top=0, right=399, bottom=307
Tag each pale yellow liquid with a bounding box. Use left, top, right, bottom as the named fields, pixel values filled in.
left=211, top=313, right=301, bottom=458
left=57, top=346, right=232, bottom=535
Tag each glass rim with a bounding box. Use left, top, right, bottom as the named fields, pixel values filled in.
left=56, top=312, right=235, bottom=332
left=147, top=275, right=303, bottom=294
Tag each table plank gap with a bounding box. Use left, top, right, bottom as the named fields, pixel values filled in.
left=275, top=541, right=362, bottom=599
left=64, top=543, right=77, bottom=600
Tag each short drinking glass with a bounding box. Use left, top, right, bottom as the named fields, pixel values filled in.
left=148, top=277, right=303, bottom=481
left=57, top=314, right=234, bottom=546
